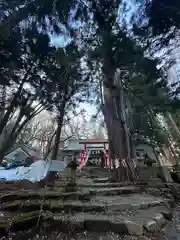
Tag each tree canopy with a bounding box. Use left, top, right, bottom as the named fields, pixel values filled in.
left=0, top=0, right=180, bottom=176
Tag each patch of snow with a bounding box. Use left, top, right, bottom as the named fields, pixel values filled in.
left=0, top=160, right=66, bottom=182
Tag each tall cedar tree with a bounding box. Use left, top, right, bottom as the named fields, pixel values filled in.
left=74, top=0, right=176, bottom=180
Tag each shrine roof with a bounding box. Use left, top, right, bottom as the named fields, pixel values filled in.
left=78, top=139, right=108, bottom=144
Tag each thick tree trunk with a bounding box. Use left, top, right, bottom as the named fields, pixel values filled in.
left=45, top=104, right=65, bottom=187
left=51, top=122, right=63, bottom=160
left=102, top=79, right=135, bottom=182
left=165, top=111, right=180, bottom=140
left=44, top=131, right=56, bottom=159
left=0, top=111, right=25, bottom=158
left=0, top=117, right=30, bottom=159
left=51, top=105, right=65, bottom=160
left=0, top=65, right=33, bottom=135
left=0, top=86, right=6, bottom=121
left=118, top=75, right=137, bottom=180
left=10, top=109, right=25, bottom=136
left=0, top=102, right=16, bottom=136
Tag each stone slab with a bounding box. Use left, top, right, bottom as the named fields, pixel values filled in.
left=0, top=190, right=86, bottom=201
left=44, top=205, right=172, bottom=235
left=1, top=194, right=170, bottom=215
left=125, top=220, right=144, bottom=236
left=90, top=186, right=142, bottom=195
left=91, top=194, right=169, bottom=210
left=144, top=219, right=160, bottom=232
left=78, top=182, right=130, bottom=188
left=152, top=213, right=167, bottom=227
left=93, top=177, right=109, bottom=183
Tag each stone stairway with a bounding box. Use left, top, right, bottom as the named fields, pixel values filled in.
left=76, top=166, right=110, bottom=178
left=0, top=166, right=175, bottom=238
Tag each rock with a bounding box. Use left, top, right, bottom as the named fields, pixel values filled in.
left=85, top=215, right=110, bottom=232
left=125, top=220, right=144, bottom=236
left=70, top=219, right=84, bottom=230
left=108, top=203, right=131, bottom=211
left=0, top=190, right=84, bottom=202
left=52, top=215, right=70, bottom=232
left=0, top=222, right=8, bottom=236
left=144, top=219, right=160, bottom=233
left=110, top=220, right=128, bottom=234
left=0, top=180, right=40, bottom=191
left=160, top=209, right=173, bottom=220
left=93, top=177, right=109, bottom=183
left=149, top=200, right=161, bottom=207
left=78, top=189, right=91, bottom=202
left=1, top=201, right=21, bottom=211
left=90, top=186, right=141, bottom=196
left=152, top=213, right=166, bottom=227
left=131, top=203, right=141, bottom=210
left=141, top=202, right=149, bottom=209
left=82, top=202, right=105, bottom=212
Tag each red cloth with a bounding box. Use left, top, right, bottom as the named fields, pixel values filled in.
left=104, top=151, right=109, bottom=167
left=79, top=151, right=86, bottom=168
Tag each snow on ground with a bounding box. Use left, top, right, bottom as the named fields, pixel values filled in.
left=0, top=160, right=66, bottom=182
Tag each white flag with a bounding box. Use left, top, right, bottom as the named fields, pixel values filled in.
left=132, top=158, right=137, bottom=167
left=122, top=159, right=127, bottom=168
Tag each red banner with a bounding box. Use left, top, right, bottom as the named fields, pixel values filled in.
left=104, top=151, right=109, bottom=167
left=79, top=151, right=86, bottom=168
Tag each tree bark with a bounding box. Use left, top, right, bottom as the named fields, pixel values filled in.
left=165, top=111, right=180, bottom=140
left=158, top=146, right=174, bottom=182
left=10, top=109, right=25, bottom=136
left=0, top=64, right=34, bottom=135
left=0, top=116, right=30, bottom=159
left=0, top=102, right=41, bottom=159
left=51, top=104, right=65, bottom=160
left=0, top=102, right=15, bottom=136
left=118, top=76, right=137, bottom=179
left=0, top=86, right=6, bottom=121
left=102, top=75, right=135, bottom=181
left=44, top=131, right=56, bottom=159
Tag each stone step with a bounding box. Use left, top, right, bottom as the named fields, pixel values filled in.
left=90, top=194, right=173, bottom=210
left=44, top=205, right=173, bottom=236
left=0, top=186, right=144, bottom=202
left=93, top=177, right=110, bottom=183
left=0, top=206, right=171, bottom=236
left=79, top=182, right=128, bottom=188
left=80, top=167, right=110, bottom=176
left=92, top=179, right=167, bottom=189
left=89, top=186, right=143, bottom=195
left=0, top=211, right=40, bottom=234
left=0, top=190, right=91, bottom=202
left=78, top=182, right=166, bottom=189
left=1, top=194, right=172, bottom=214
left=1, top=185, right=164, bottom=203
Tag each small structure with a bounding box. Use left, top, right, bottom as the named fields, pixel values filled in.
left=3, top=144, right=41, bottom=166
left=60, top=138, right=81, bottom=165
left=135, top=139, right=177, bottom=168
left=63, top=138, right=81, bottom=155
left=79, top=139, right=108, bottom=152
left=135, top=140, right=157, bottom=165
left=60, top=138, right=108, bottom=168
